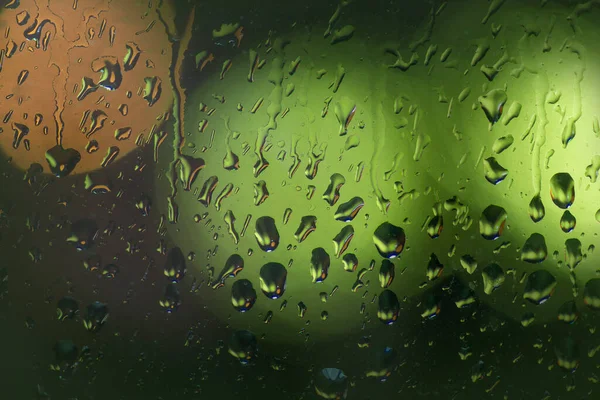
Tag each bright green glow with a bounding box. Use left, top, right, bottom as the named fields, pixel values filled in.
left=155, top=0, right=600, bottom=344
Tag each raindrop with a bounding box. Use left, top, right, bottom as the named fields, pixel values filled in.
left=521, top=233, right=547, bottom=264
left=377, top=290, right=399, bottom=324
left=479, top=205, right=507, bottom=240
left=259, top=263, right=287, bottom=299
left=550, top=173, right=575, bottom=209
left=523, top=270, right=557, bottom=305
left=373, top=222, right=406, bottom=258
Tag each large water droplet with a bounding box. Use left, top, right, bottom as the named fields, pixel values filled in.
left=254, top=216, right=280, bottom=252
left=482, top=263, right=504, bottom=294
left=310, top=247, right=331, bottom=283
left=523, top=270, right=557, bottom=305
left=550, top=173, right=575, bottom=209
left=231, top=279, right=257, bottom=312
left=373, top=222, right=406, bottom=258
left=377, top=290, right=400, bottom=324
left=528, top=195, right=545, bottom=223
left=259, top=262, right=287, bottom=299
left=521, top=233, right=547, bottom=264
left=479, top=205, right=507, bottom=240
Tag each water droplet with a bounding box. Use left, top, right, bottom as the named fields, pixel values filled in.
left=478, top=89, right=507, bottom=124
left=163, top=247, right=186, bottom=283
left=294, top=215, right=317, bottom=243
left=373, top=222, right=406, bottom=258
left=584, top=155, right=600, bottom=183
left=114, top=127, right=132, bottom=141
left=426, top=253, right=444, bottom=280
left=297, top=301, right=307, bottom=318
left=521, top=233, right=548, bottom=264
left=124, top=42, right=141, bottom=71
left=310, top=247, right=330, bottom=283
left=523, top=270, right=557, bottom=305
left=483, top=157, right=508, bottom=184
left=460, top=254, right=477, bottom=274
left=426, top=215, right=444, bottom=238
left=56, top=297, right=79, bottom=321
left=231, top=279, right=257, bottom=312
left=342, top=253, right=358, bottom=272
left=253, top=180, right=269, bottom=205
left=528, top=195, right=545, bottom=223
left=555, top=336, right=579, bottom=371
left=482, top=263, right=505, bottom=294
left=334, top=196, right=364, bottom=222
left=259, top=262, right=287, bottom=299
left=479, top=205, right=507, bottom=240
left=379, top=260, right=395, bottom=288
left=332, top=225, right=354, bottom=258
left=377, top=290, right=399, bottom=324
left=228, top=330, right=258, bottom=365
left=83, top=301, right=109, bottom=332
left=254, top=216, right=279, bottom=252
left=558, top=301, right=578, bottom=324
left=323, top=173, right=346, bottom=206
left=197, top=176, right=219, bottom=207
left=315, top=368, right=348, bottom=399
left=560, top=210, right=576, bottom=233
left=143, top=76, right=162, bottom=106
left=66, top=219, right=98, bottom=251
left=550, top=173, right=575, bottom=209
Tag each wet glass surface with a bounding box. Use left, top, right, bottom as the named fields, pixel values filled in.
left=1, top=0, right=600, bottom=398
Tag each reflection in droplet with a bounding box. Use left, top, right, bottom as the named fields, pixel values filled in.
left=478, top=88, right=507, bottom=124
left=342, top=253, right=358, bottom=272
left=315, top=367, right=348, bottom=400
left=334, top=196, right=364, bottom=222
left=558, top=301, right=578, bottom=324
left=555, top=336, right=579, bottom=372
left=231, top=279, right=257, bottom=312
left=91, top=56, right=123, bottom=91
left=211, top=254, right=244, bottom=289
left=521, top=233, right=548, bottom=264
left=550, top=173, right=575, bottom=209
left=124, top=42, right=142, bottom=71
left=332, top=225, right=354, bottom=258
left=294, top=215, right=317, bottom=243
left=377, top=290, right=399, bottom=325
left=259, top=262, right=287, bottom=299
left=66, top=219, right=98, bottom=251
left=479, top=205, right=507, bottom=240
left=482, top=263, right=504, bottom=295
left=253, top=180, right=269, bottom=205
left=83, top=301, right=109, bottom=332
left=310, top=247, right=331, bottom=283
left=426, top=253, right=444, bottom=280
left=378, top=260, right=395, bottom=288
left=143, top=76, right=162, bottom=106
left=45, top=145, right=81, bottom=178
left=254, top=216, right=279, bottom=252
left=565, top=239, right=582, bottom=270
left=483, top=157, right=508, bottom=184
left=163, top=247, right=186, bottom=283
left=560, top=210, right=576, bottom=233
left=373, top=222, right=406, bottom=259
left=197, top=176, right=218, bottom=207
left=460, top=254, right=477, bottom=274
left=57, top=297, right=79, bottom=321
left=528, top=195, right=545, bottom=223
left=228, top=330, right=258, bottom=365
left=159, top=283, right=181, bottom=313
left=323, top=173, right=346, bottom=206
left=523, top=270, right=557, bottom=305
